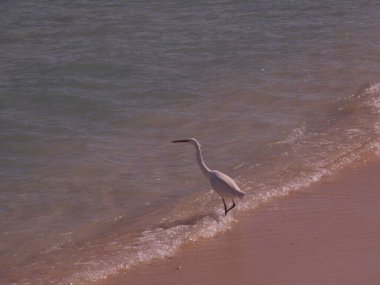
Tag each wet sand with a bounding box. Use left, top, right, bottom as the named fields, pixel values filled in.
left=102, top=160, right=380, bottom=285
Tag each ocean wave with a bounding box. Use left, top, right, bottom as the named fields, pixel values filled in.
left=56, top=82, right=380, bottom=284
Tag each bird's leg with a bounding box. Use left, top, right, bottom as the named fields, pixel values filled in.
left=222, top=198, right=228, bottom=215
left=225, top=199, right=236, bottom=215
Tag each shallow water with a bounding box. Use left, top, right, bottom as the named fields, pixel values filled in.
left=1, top=1, right=380, bottom=284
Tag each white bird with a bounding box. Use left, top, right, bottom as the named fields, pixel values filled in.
left=172, top=138, right=245, bottom=215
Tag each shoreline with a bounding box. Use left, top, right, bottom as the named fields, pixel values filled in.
left=100, top=159, right=380, bottom=285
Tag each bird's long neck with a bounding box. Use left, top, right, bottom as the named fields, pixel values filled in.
left=193, top=142, right=211, bottom=178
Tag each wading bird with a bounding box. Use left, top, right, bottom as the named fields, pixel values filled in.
left=172, top=138, right=245, bottom=215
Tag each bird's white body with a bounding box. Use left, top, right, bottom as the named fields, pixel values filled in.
left=172, top=138, right=245, bottom=215
left=210, top=170, right=245, bottom=199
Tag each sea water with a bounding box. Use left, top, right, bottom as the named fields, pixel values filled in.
left=1, top=1, right=380, bottom=283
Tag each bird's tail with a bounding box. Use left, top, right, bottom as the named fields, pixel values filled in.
left=237, top=191, right=245, bottom=199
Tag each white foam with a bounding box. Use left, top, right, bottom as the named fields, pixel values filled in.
left=62, top=207, right=233, bottom=284
left=365, top=82, right=380, bottom=96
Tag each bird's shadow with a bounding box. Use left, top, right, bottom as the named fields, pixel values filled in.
left=157, top=211, right=221, bottom=230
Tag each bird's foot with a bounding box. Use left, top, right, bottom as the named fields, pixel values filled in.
left=225, top=200, right=236, bottom=216
left=222, top=198, right=228, bottom=215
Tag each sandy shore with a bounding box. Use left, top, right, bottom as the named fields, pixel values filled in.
left=102, top=160, right=380, bottom=285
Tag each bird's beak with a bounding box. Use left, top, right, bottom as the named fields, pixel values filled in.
left=172, top=139, right=190, bottom=143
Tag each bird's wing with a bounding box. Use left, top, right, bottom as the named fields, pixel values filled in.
left=210, top=171, right=245, bottom=198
